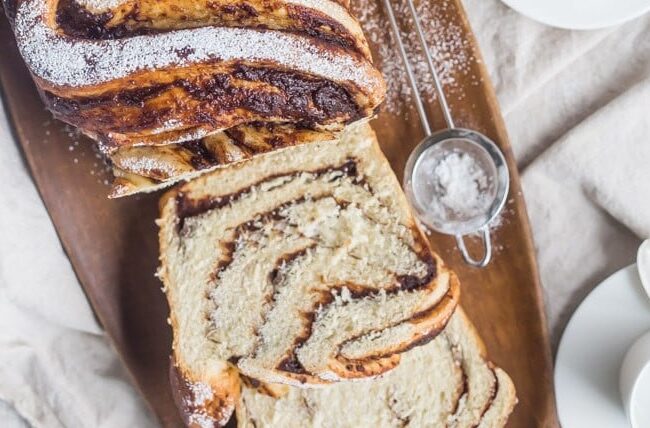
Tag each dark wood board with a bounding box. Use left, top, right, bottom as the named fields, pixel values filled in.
left=0, top=0, right=558, bottom=426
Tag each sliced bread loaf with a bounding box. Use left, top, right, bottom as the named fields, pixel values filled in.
left=159, top=122, right=460, bottom=422
left=237, top=309, right=517, bottom=428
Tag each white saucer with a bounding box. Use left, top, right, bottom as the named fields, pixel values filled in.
left=500, top=0, right=650, bottom=30
left=556, top=265, right=650, bottom=428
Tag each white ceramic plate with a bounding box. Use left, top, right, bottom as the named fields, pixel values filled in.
left=500, top=0, right=650, bottom=30
left=556, top=265, right=650, bottom=428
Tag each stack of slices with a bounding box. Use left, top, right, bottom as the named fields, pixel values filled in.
left=6, top=0, right=516, bottom=426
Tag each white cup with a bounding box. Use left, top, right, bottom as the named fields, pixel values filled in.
left=620, top=330, right=650, bottom=428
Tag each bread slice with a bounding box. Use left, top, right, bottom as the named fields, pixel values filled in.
left=159, top=122, right=460, bottom=421
left=108, top=123, right=340, bottom=198
left=236, top=309, right=517, bottom=428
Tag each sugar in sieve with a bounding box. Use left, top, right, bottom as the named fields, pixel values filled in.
left=381, top=0, right=509, bottom=267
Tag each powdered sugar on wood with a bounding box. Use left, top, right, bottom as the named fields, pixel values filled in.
left=352, top=0, right=481, bottom=113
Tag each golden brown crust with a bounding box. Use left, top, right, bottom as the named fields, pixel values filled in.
left=39, top=62, right=375, bottom=148
left=332, top=272, right=460, bottom=364
left=169, top=358, right=240, bottom=428
left=53, top=0, right=370, bottom=59
left=11, top=0, right=385, bottom=148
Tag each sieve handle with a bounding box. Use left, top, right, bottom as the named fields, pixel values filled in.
left=455, top=226, right=492, bottom=268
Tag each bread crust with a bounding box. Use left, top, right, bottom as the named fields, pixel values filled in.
left=169, top=357, right=240, bottom=428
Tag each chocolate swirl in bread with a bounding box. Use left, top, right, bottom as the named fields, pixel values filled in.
left=158, top=124, right=459, bottom=422
left=170, top=310, right=516, bottom=428
left=236, top=310, right=517, bottom=428
left=54, top=0, right=368, bottom=58
left=8, top=0, right=385, bottom=148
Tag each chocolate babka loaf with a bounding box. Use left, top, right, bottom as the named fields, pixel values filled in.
left=158, top=123, right=460, bottom=422
left=236, top=310, right=516, bottom=428
left=6, top=0, right=385, bottom=149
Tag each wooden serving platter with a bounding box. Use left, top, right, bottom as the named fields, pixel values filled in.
left=0, top=0, right=558, bottom=426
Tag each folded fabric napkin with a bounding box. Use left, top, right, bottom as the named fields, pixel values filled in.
left=1, top=0, right=649, bottom=424
left=467, top=0, right=649, bottom=343
left=0, top=103, right=157, bottom=426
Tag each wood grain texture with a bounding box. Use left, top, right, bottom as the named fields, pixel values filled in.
left=0, top=0, right=558, bottom=426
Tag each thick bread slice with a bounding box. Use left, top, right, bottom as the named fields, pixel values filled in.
left=236, top=309, right=517, bottom=428
left=158, top=122, right=459, bottom=417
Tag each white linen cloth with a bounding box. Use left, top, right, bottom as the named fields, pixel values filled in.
left=0, top=0, right=649, bottom=425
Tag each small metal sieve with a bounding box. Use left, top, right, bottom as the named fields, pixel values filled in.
left=382, top=0, right=510, bottom=267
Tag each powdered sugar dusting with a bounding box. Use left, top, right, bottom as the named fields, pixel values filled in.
left=414, top=149, right=509, bottom=252
left=418, top=151, right=492, bottom=223
left=76, top=0, right=126, bottom=12
left=189, top=381, right=214, bottom=406
left=15, top=0, right=381, bottom=92
left=352, top=0, right=480, bottom=113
